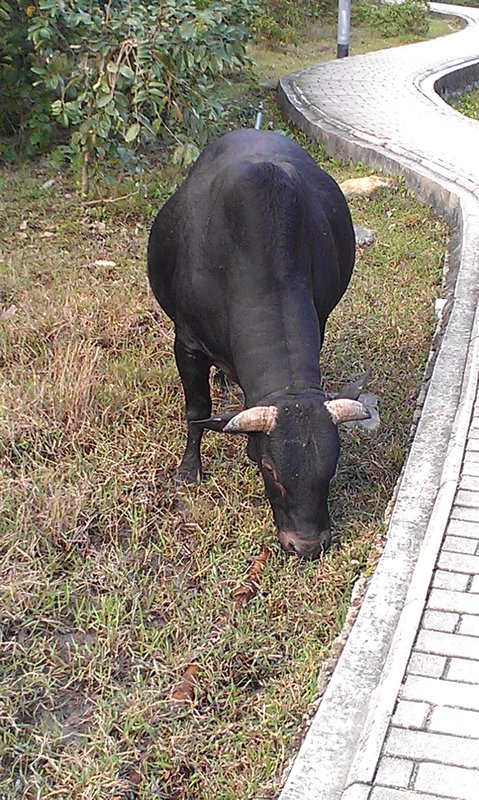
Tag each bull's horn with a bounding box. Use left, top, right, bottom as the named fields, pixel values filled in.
left=324, top=398, right=371, bottom=425
left=223, top=406, right=279, bottom=435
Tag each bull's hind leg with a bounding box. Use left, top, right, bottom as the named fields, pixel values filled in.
left=174, top=336, right=212, bottom=483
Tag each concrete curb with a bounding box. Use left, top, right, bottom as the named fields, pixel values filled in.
left=276, top=5, right=479, bottom=800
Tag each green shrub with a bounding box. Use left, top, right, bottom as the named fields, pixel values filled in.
left=353, top=0, right=429, bottom=38
left=255, top=0, right=333, bottom=44
left=0, top=0, right=55, bottom=158
left=450, top=89, right=479, bottom=120
left=2, top=0, right=259, bottom=192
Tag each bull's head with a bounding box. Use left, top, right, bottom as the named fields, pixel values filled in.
left=193, top=374, right=371, bottom=559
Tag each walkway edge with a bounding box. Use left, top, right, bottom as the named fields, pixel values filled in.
left=276, top=7, right=479, bottom=800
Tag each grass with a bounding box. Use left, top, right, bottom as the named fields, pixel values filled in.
left=248, top=13, right=461, bottom=84
left=0, top=126, right=447, bottom=798
left=449, top=87, right=479, bottom=120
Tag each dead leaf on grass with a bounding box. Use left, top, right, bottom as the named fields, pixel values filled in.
left=1, top=304, right=17, bottom=320
left=170, top=663, right=200, bottom=702
left=339, top=175, right=395, bottom=198
left=233, top=546, right=270, bottom=609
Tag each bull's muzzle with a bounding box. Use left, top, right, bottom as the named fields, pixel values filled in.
left=278, top=529, right=331, bottom=560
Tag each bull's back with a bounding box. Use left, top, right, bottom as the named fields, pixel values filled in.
left=147, top=129, right=355, bottom=339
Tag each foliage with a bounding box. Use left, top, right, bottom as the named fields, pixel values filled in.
left=434, top=0, right=479, bottom=5
left=0, top=0, right=54, bottom=158
left=255, top=0, right=330, bottom=44
left=353, top=0, right=429, bottom=38
left=449, top=87, right=479, bottom=120
left=2, top=0, right=259, bottom=191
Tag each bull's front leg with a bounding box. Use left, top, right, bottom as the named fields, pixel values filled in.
left=174, top=336, right=212, bottom=483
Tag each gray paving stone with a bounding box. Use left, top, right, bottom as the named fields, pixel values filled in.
left=423, top=609, right=459, bottom=632
left=416, top=629, right=479, bottom=659
left=429, top=705, right=479, bottom=738
left=428, top=587, right=479, bottom=614
left=469, top=575, right=479, bottom=593
left=392, top=700, right=430, bottom=729
left=455, top=489, right=479, bottom=508
left=370, top=789, right=450, bottom=800
left=432, top=570, right=470, bottom=591
left=451, top=506, right=479, bottom=523
left=402, top=674, right=479, bottom=710
left=375, top=757, right=414, bottom=789
left=438, top=551, right=479, bottom=574
left=464, top=449, right=479, bottom=461
left=462, top=460, right=479, bottom=478
left=460, top=476, right=479, bottom=492
left=458, top=615, right=479, bottom=637
left=446, top=519, right=479, bottom=539
left=407, top=651, right=446, bottom=679
left=447, top=657, right=479, bottom=683
left=385, top=726, right=479, bottom=768
left=443, top=535, right=478, bottom=554
left=415, top=762, right=479, bottom=800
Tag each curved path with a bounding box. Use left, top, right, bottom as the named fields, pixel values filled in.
left=278, top=5, right=479, bottom=800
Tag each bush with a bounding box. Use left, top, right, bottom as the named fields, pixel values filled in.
left=352, top=0, right=429, bottom=38
left=255, top=0, right=333, bottom=44
left=0, top=0, right=54, bottom=158
left=2, top=0, right=259, bottom=193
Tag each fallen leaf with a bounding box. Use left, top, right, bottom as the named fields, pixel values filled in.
left=122, top=766, right=141, bottom=785
left=40, top=231, right=55, bottom=238
left=94, top=259, right=117, bottom=267
left=170, top=664, right=199, bottom=702
left=41, top=178, right=55, bottom=189
left=0, top=304, right=17, bottom=320
left=339, top=175, right=394, bottom=198
left=233, top=547, right=270, bottom=609
left=19, top=220, right=28, bottom=230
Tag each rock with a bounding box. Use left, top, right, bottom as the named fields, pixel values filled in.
left=353, top=224, right=376, bottom=246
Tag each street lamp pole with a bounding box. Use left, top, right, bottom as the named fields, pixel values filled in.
left=337, top=0, right=351, bottom=58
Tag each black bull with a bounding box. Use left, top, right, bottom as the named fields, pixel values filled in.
left=147, top=129, right=370, bottom=559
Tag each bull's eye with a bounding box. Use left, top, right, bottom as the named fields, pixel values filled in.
left=261, top=459, right=287, bottom=504
left=261, top=458, right=276, bottom=477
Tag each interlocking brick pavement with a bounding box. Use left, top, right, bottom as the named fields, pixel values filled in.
left=278, top=4, right=479, bottom=799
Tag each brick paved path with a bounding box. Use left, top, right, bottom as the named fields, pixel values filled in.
left=377, top=410, right=479, bottom=800
left=278, top=5, right=479, bottom=800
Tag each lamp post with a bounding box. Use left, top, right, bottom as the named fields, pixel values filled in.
left=337, top=0, right=351, bottom=58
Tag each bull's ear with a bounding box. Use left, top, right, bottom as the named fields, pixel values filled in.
left=324, top=398, right=371, bottom=425
left=337, top=368, right=372, bottom=400
left=191, top=413, right=237, bottom=432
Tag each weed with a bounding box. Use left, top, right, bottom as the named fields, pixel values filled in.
left=449, top=87, right=479, bottom=120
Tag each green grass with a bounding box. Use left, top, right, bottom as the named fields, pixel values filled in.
left=449, top=87, right=479, bottom=120
left=248, top=14, right=461, bottom=84
left=0, top=132, right=447, bottom=798
left=434, top=0, right=479, bottom=6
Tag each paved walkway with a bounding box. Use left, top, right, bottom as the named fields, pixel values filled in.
left=277, top=5, right=479, bottom=800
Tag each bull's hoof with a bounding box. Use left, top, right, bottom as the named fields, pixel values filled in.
left=174, top=463, right=202, bottom=484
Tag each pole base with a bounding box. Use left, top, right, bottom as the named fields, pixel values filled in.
left=337, top=43, right=349, bottom=59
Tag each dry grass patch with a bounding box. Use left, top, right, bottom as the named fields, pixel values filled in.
left=1, top=149, right=446, bottom=799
